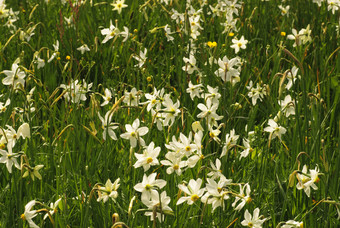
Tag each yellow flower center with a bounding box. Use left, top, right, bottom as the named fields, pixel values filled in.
left=217, top=187, right=222, bottom=193
left=191, top=194, right=199, bottom=202
left=185, top=146, right=191, bottom=152
left=151, top=99, right=157, bottom=104
left=146, top=157, right=153, bottom=164
left=238, top=42, right=242, bottom=47
left=117, top=3, right=122, bottom=8
left=248, top=222, right=254, bottom=227
left=173, top=164, right=179, bottom=170
left=145, top=184, right=151, bottom=190
left=130, top=132, right=136, bottom=137
left=21, top=214, right=26, bottom=220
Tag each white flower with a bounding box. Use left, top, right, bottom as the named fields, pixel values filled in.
left=186, top=81, right=203, bottom=100
left=101, top=20, right=120, bottom=44
left=161, top=95, right=180, bottom=127
left=296, top=165, right=320, bottom=197
left=0, top=145, right=20, bottom=173
left=123, top=87, right=140, bottom=106
left=97, top=178, right=120, bottom=203
left=43, top=198, right=62, bottom=220
left=34, top=54, right=45, bottom=69
left=111, top=0, right=128, bottom=14
left=264, top=119, right=287, bottom=140
left=164, top=24, right=174, bottom=42
left=201, top=177, right=232, bottom=211
left=98, top=111, right=118, bottom=141
left=134, top=173, right=166, bottom=202
left=232, top=183, right=251, bottom=211
left=120, top=118, right=148, bottom=148
left=177, top=178, right=205, bottom=205
left=241, top=208, right=266, bottom=227
left=143, top=87, right=164, bottom=112
left=182, top=54, right=198, bottom=74
left=77, top=44, right=90, bottom=54
left=230, top=36, right=248, bottom=53
left=0, top=98, right=10, bottom=113
left=142, top=191, right=173, bottom=222
left=120, top=26, right=129, bottom=42
left=48, top=40, right=59, bottom=63
left=204, top=85, right=221, bottom=104
left=281, top=220, right=304, bottom=228
left=220, top=129, right=239, bottom=158
left=161, top=152, right=187, bottom=175
left=279, top=95, right=295, bottom=117
left=189, top=15, right=203, bottom=31
left=21, top=200, right=39, bottom=228
left=60, top=79, right=92, bottom=103
left=327, top=0, right=340, bottom=14
left=197, top=99, right=220, bottom=122
left=278, top=5, right=290, bottom=16
left=239, top=138, right=253, bottom=160
left=134, top=142, right=160, bottom=171
left=2, top=63, right=26, bottom=88
left=214, top=56, right=241, bottom=85
left=133, top=48, right=147, bottom=68
left=207, top=158, right=223, bottom=180
left=0, top=123, right=30, bottom=148
left=246, top=81, right=268, bottom=106
left=0, top=0, right=9, bottom=19
left=100, top=88, right=112, bottom=106
left=286, top=66, right=300, bottom=90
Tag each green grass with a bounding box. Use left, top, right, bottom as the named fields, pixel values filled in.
left=0, top=0, right=339, bottom=227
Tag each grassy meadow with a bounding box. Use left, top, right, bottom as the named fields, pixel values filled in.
left=0, top=0, right=340, bottom=227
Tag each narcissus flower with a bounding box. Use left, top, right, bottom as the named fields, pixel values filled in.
left=2, top=63, right=26, bottom=89
left=241, top=208, right=266, bottom=227
left=21, top=200, right=39, bottom=228
left=77, top=44, right=90, bottom=54
left=177, top=178, right=205, bottom=205
left=120, top=118, right=148, bottom=148
left=0, top=145, right=20, bottom=173
left=97, top=178, right=120, bottom=203
left=134, top=142, right=160, bottom=171
left=134, top=173, right=166, bottom=202
left=230, top=35, right=248, bottom=53
left=281, top=220, right=304, bottom=228
left=296, top=165, right=320, bottom=197
left=101, top=20, right=120, bottom=44
left=111, top=0, right=128, bottom=14
left=264, top=119, right=287, bottom=140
